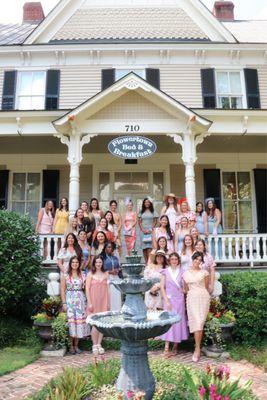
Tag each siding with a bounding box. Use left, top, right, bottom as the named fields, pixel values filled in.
left=256, top=66, right=267, bottom=109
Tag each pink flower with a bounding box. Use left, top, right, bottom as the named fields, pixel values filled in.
left=209, top=384, right=217, bottom=394
left=127, top=391, right=134, bottom=399
left=215, top=396, right=222, bottom=400
left=224, top=397, right=230, bottom=400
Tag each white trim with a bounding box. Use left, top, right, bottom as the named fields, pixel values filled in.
left=215, top=69, right=247, bottom=110
left=15, top=70, right=46, bottom=111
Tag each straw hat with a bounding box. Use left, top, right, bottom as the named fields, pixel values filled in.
left=164, top=193, right=179, bottom=202
left=205, top=197, right=215, bottom=205
left=150, top=250, right=168, bottom=263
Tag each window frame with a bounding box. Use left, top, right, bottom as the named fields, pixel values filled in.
left=215, top=69, right=247, bottom=109
left=114, top=66, right=147, bottom=81
left=15, top=69, right=47, bottom=110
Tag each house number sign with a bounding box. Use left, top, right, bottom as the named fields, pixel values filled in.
left=108, top=136, right=157, bottom=159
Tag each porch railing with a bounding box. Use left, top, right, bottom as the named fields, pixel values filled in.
left=39, top=233, right=267, bottom=267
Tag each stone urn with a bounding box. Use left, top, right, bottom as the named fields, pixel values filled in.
left=221, top=322, right=235, bottom=342
left=33, top=320, right=53, bottom=350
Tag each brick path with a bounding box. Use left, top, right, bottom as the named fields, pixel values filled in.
left=0, top=350, right=266, bottom=400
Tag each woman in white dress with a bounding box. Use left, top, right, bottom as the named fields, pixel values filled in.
left=161, top=193, right=180, bottom=233
left=179, top=234, right=195, bottom=272
left=144, top=250, right=168, bottom=310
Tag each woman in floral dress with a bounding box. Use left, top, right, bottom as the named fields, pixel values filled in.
left=122, top=199, right=137, bottom=255
left=61, top=256, right=89, bottom=354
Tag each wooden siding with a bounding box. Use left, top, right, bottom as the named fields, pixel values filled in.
left=256, top=66, right=267, bottom=109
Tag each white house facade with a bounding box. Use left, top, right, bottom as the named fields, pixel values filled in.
left=0, top=0, right=267, bottom=264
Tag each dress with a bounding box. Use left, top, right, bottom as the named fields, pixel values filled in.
left=183, top=269, right=210, bottom=333
left=38, top=209, right=53, bottom=234
left=89, top=276, right=109, bottom=313
left=208, top=215, right=223, bottom=258
left=154, top=227, right=174, bottom=253
left=160, top=267, right=189, bottom=343
left=144, top=266, right=163, bottom=310
left=180, top=251, right=193, bottom=272
left=65, top=275, right=89, bottom=338
left=202, top=253, right=216, bottom=273
left=162, top=206, right=179, bottom=233
left=57, top=247, right=77, bottom=273
left=80, top=244, right=90, bottom=276
left=139, top=210, right=158, bottom=250
left=176, top=228, right=190, bottom=252
left=103, top=255, right=122, bottom=311
left=91, top=243, right=105, bottom=257
left=195, top=212, right=207, bottom=235
left=92, top=210, right=102, bottom=227
left=123, top=211, right=137, bottom=253
left=54, top=209, right=69, bottom=234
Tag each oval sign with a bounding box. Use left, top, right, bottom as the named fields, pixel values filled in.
left=108, top=136, right=157, bottom=159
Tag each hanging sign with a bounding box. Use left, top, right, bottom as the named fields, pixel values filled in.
left=108, top=136, right=157, bottom=159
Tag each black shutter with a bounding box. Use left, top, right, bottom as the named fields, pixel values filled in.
left=42, top=170, right=59, bottom=208
left=2, top=71, right=17, bottom=110
left=254, top=169, right=267, bottom=233
left=201, top=68, right=216, bottom=109
left=45, top=70, right=60, bottom=110
left=203, top=169, right=222, bottom=211
left=0, top=170, right=9, bottom=208
left=101, top=69, right=115, bottom=90
left=244, top=69, right=261, bottom=109
left=146, top=68, right=160, bottom=89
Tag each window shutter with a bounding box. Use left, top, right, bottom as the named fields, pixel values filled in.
left=253, top=169, right=267, bottom=233
left=45, top=70, right=60, bottom=110
left=203, top=169, right=222, bottom=211
left=2, top=71, right=17, bottom=110
left=146, top=68, right=160, bottom=89
left=201, top=69, right=216, bottom=109
left=42, top=170, right=59, bottom=208
left=101, top=69, right=115, bottom=90
left=0, top=170, right=9, bottom=208
left=244, top=69, right=261, bottom=109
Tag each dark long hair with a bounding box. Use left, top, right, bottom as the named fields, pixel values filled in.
left=63, top=233, right=83, bottom=260
left=67, top=255, right=82, bottom=277
left=154, top=253, right=168, bottom=269
left=59, top=197, right=69, bottom=212
left=101, top=241, right=117, bottom=259
left=92, top=231, right=108, bottom=249
left=192, top=251, right=204, bottom=263
left=74, top=208, right=84, bottom=220
left=159, top=215, right=173, bottom=240
left=141, top=198, right=154, bottom=214
left=196, top=201, right=204, bottom=216
left=157, top=236, right=168, bottom=253
left=91, top=255, right=105, bottom=274
left=89, top=198, right=100, bottom=211
left=104, top=211, right=115, bottom=226
left=206, top=199, right=217, bottom=217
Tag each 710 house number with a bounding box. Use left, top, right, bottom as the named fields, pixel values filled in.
left=125, top=124, right=140, bottom=133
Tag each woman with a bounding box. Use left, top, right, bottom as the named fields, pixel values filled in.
left=86, top=256, right=109, bottom=356
left=195, top=239, right=216, bottom=295
left=175, top=216, right=190, bottom=252
left=180, top=234, right=195, bottom=272
left=102, top=242, right=122, bottom=311
left=195, top=201, right=208, bottom=236
left=190, top=227, right=200, bottom=246
left=176, top=199, right=196, bottom=229
left=104, top=211, right=119, bottom=245
left=160, top=252, right=189, bottom=357
left=90, top=231, right=108, bottom=261
left=92, top=217, right=114, bottom=243
left=109, top=200, right=122, bottom=256
left=122, top=199, right=137, bottom=255
left=153, top=215, right=174, bottom=253
left=138, top=198, right=158, bottom=263
left=144, top=250, right=168, bottom=310
left=75, top=208, right=95, bottom=244
left=183, top=252, right=210, bottom=362
left=53, top=197, right=69, bottom=234
left=57, top=233, right=82, bottom=274
left=61, top=256, right=89, bottom=354
left=205, top=198, right=223, bottom=258
left=35, top=200, right=55, bottom=259
left=160, top=193, right=180, bottom=234
left=89, top=198, right=103, bottom=228
left=78, top=230, right=90, bottom=276
left=64, top=217, right=79, bottom=238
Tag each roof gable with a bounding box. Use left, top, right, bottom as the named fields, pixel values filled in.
left=24, top=0, right=236, bottom=45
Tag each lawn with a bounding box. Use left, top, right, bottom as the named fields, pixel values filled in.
left=0, top=344, right=41, bottom=376
left=227, top=338, right=267, bottom=372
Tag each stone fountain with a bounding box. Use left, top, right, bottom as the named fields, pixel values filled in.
left=86, top=252, right=180, bottom=400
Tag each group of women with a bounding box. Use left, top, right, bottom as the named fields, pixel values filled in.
left=36, top=194, right=222, bottom=360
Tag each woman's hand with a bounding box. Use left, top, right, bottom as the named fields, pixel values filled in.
left=86, top=304, right=93, bottom=314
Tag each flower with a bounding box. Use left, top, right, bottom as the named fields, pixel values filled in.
left=209, top=384, right=217, bottom=394
left=199, top=386, right=206, bottom=396
left=224, top=397, right=231, bottom=400
left=127, top=391, right=134, bottom=399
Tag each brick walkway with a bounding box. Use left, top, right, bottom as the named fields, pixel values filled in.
left=0, top=350, right=266, bottom=400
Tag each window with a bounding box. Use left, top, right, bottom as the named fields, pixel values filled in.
left=222, top=171, right=253, bottom=233
left=16, top=71, right=46, bottom=110
left=216, top=71, right=245, bottom=109
left=115, top=69, right=145, bottom=81
left=11, top=173, right=41, bottom=220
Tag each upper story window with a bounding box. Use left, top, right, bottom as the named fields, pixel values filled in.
left=16, top=71, right=46, bottom=110
left=216, top=71, right=245, bottom=109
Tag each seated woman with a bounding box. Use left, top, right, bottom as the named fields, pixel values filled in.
left=144, top=250, right=168, bottom=311
left=102, top=242, right=122, bottom=311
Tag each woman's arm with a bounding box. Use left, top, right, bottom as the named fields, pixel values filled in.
left=60, top=275, right=67, bottom=312
left=214, top=209, right=222, bottom=228
left=52, top=209, right=58, bottom=233
left=203, top=212, right=209, bottom=236
left=138, top=216, right=144, bottom=232
left=85, top=274, right=93, bottom=312
left=132, top=212, right=138, bottom=228
left=152, top=228, right=157, bottom=249
left=160, top=275, right=171, bottom=311
left=204, top=274, right=210, bottom=291
left=160, top=206, right=166, bottom=216
left=57, top=249, right=65, bottom=273
left=183, top=281, right=189, bottom=294
left=35, top=208, right=44, bottom=233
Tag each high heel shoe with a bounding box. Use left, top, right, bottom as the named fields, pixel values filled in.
left=92, top=345, right=99, bottom=357
left=97, top=344, right=105, bottom=355
left=192, top=352, right=200, bottom=363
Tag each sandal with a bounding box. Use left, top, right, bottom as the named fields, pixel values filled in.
left=92, top=345, right=99, bottom=356
left=97, top=345, right=105, bottom=355
left=163, top=349, right=171, bottom=359
left=75, top=348, right=82, bottom=354
left=69, top=348, right=76, bottom=355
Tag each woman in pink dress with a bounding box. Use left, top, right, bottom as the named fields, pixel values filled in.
left=183, top=252, right=210, bottom=362
left=35, top=200, right=55, bottom=259
left=195, top=239, right=216, bottom=295
left=176, top=199, right=196, bottom=229
left=160, top=252, right=189, bottom=358
left=86, top=255, right=109, bottom=356
left=153, top=215, right=174, bottom=253
left=122, top=199, right=137, bottom=255
left=160, top=193, right=180, bottom=233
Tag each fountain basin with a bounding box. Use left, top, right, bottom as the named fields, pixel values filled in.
left=86, top=310, right=180, bottom=341
left=111, top=278, right=153, bottom=294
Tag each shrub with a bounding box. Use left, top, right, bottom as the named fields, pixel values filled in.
left=221, top=272, right=267, bottom=344
left=0, top=210, right=45, bottom=320
left=51, top=313, right=69, bottom=349
left=0, top=317, right=41, bottom=349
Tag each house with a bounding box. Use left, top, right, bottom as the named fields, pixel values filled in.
left=0, top=0, right=266, bottom=265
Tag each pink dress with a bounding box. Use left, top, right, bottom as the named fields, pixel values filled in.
left=89, top=276, right=109, bottom=313
left=38, top=209, right=53, bottom=234
left=123, top=211, right=137, bottom=253
left=154, top=227, right=174, bottom=253
left=202, top=253, right=216, bottom=273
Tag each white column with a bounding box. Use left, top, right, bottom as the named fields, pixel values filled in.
left=69, top=161, right=80, bottom=215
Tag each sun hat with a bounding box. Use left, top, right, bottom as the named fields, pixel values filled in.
left=150, top=250, right=168, bottom=263
left=164, top=193, right=179, bottom=202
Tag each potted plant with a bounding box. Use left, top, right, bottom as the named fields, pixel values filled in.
left=32, top=312, right=54, bottom=349
left=43, top=296, right=61, bottom=318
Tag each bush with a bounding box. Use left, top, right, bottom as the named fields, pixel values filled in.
left=0, top=317, right=41, bottom=349
left=221, top=272, right=267, bottom=344
left=0, top=210, right=46, bottom=320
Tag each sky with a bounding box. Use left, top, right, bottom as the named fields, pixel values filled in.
left=0, top=0, right=267, bottom=24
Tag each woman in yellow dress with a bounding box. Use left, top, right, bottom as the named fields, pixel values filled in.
left=53, top=197, right=69, bottom=234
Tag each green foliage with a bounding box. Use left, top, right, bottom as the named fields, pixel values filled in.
left=204, top=318, right=224, bottom=349
left=221, top=272, right=267, bottom=344
left=0, top=317, right=40, bottom=349
left=32, top=313, right=51, bottom=324
left=51, top=312, right=69, bottom=349
left=43, top=297, right=61, bottom=318
left=0, top=210, right=45, bottom=320
left=87, top=359, right=120, bottom=389
left=227, top=338, right=267, bottom=372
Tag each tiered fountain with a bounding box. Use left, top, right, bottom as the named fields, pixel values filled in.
left=87, top=251, right=180, bottom=399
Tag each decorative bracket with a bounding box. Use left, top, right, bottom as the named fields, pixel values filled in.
left=54, top=132, right=98, bottom=165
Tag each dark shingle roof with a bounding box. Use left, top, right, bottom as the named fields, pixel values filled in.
left=0, top=23, right=37, bottom=45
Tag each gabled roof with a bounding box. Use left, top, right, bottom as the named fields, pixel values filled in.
left=223, top=20, right=267, bottom=43
left=24, top=0, right=237, bottom=45
left=53, top=72, right=212, bottom=134
left=0, top=23, right=36, bottom=45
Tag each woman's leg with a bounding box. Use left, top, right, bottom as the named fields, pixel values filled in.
left=164, top=341, right=170, bottom=358
left=143, top=249, right=148, bottom=264
left=91, top=327, right=98, bottom=346
left=172, top=342, right=178, bottom=355
left=193, top=330, right=203, bottom=356
left=97, top=332, right=104, bottom=346
left=70, top=337, right=75, bottom=353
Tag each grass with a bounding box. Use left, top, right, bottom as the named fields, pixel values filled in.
left=227, top=337, right=267, bottom=372
left=0, top=344, right=42, bottom=376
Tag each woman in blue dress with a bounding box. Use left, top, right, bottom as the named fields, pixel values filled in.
left=78, top=229, right=90, bottom=276
left=102, top=242, right=122, bottom=311
left=195, top=202, right=208, bottom=236
left=138, top=198, right=158, bottom=263
left=205, top=198, right=223, bottom=258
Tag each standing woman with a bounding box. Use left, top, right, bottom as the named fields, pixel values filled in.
left=180, top=234, right=195, bottom=272
left=122, top=199, right=137, bottom=255
left=138, top=198, right=158, bottom=264
left=153, top=215, right=174, bottom=253
left=183, top=252, right=210, bottom=362
left=205, top=198, right=223, bottom=258
left=86, top=256, right=109, bottom=356
left=190, top=227, right=200, bottom=246
left=102, top=242, right=122, bottom=311
left=78, top=230, right=90, bottom=276
left=89, top=198, right=104, bottom=228
left=160, top=193, right=180, bottom=233
left=195, top=202, right=208, bottom=237
left=160, top=252, right=189, bottom=357
left=53, top=197, right=69, bottom=234
left=75, top=208, right=95, bottom=245
left=104, top=211, right=119, bottom=245
left=64, top=217, right=79, bottom=238
left=195, top=239, right=216, bottom=295
left=92, top=217, right=115, bottom=243
left=61, top=256, right=89, bottom=354
left=109, top=200, right=122, bottom=256
left=175, top=216, right=190, bottom=252
left=176, top=199, right=196, bottom=229
left=90, top=231, right=108, bottom=261
left=144, top=250, right=168, bottom=311
left=35, top=200, right=55, bottom=259
left=57, top=233, right=82, bottom=274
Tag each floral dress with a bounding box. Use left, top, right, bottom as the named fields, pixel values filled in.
left=65, top=275, right=89, bottom=338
